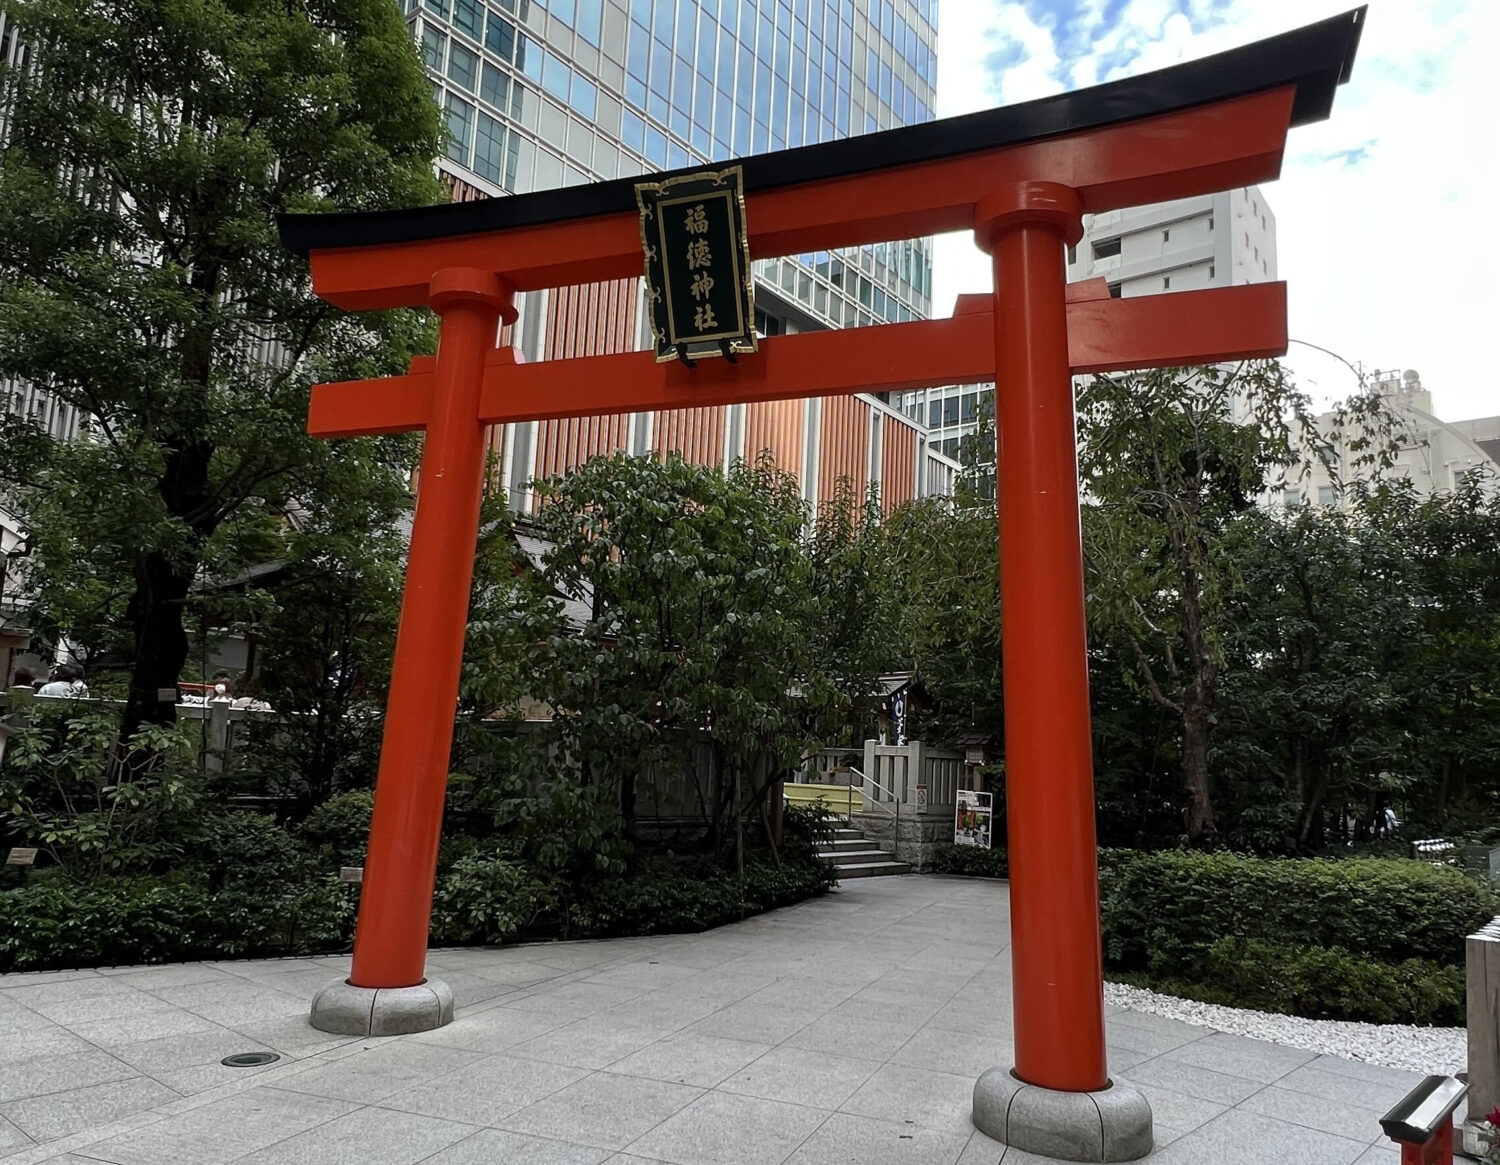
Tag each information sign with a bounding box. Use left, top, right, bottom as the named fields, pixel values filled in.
left=954, top=790, right=993, bottom=849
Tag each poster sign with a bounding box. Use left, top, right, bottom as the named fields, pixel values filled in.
left=916, top=784, right=928, bottom=814
left=954, top=790, right=993, bottom=849
left=635, top=166, right=756, bottom=365
left=5, top=848, right=37, bottom=866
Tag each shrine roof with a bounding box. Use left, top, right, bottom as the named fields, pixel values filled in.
left=278, top=7, right=1363, bottom=257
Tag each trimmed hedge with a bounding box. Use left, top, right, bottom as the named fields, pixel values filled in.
left=897, top=844, right=1490, bottom=1025
left=1098, top=849, right=1495, bottom=1026
left=929, top=844, right=1009, bottom=879
left=0, top=856, right=835, bottom=973
left=1202, top=938, right=1464, bottom=1026
left=1098, top=849, right=1499, bottom=971
left=0, top=880, right=359, bottom=971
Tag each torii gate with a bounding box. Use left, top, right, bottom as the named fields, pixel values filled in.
left=280, top=10, right=1363, bottom=1161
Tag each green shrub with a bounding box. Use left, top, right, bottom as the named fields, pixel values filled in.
left=570, top=858, right=834, bottom=937
left=183, top=812, right=303, bottom=892
left=0, top=879, right=358, bottom=971
left=0, top=709, right=206, bottom=880
left=1198, top=937, right=1464, bottom=1026
left=431, top=853, right=559, bottom=945
left=781, top=802, right=838, bottom=863
left=1099, top=848, right=1498, bottom=973
left=929, top=845, right=1009, bottom=878
left=0, top=850, right=832, bottom=971
left=295, top=790, right=374, bottom=867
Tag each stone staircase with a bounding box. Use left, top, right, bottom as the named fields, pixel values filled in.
left=818, top=824, right=911, bottom=879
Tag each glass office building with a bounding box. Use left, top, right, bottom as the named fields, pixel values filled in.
left=408, top=0, right=937, bottom=332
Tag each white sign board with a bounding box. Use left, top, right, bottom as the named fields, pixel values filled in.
left=5, top=848, right=37, bottom=866
left=916, top=784, right=928, bottom=814
left=954, top=790, right=993, bottom=849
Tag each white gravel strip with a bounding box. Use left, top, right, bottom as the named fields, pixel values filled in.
left=1104, top=980, right=1465, bottom=1075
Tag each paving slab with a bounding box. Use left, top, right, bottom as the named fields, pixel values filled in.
left=624, top=1090, right=828, bottom=1165
left=0, top=876, right=1439, bottom=1164
left=497, top=1071, right=703, bottom=1150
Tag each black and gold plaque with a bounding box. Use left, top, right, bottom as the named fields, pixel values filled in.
left=635, top=166, right=756, bottom=365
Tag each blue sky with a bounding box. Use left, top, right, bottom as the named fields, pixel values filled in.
left=932, top=1, right=1498, bottom=421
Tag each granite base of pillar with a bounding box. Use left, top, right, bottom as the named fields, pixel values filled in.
left=309, top=976, right=454, bottom=1036
left=972, top=1066, right=1153, bottom=1163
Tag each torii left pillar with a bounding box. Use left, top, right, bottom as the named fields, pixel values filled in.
left=310, top=268, right=515, bottom=1036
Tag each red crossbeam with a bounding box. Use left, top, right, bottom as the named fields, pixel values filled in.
left=307, top=282, right=1287, bottom=438
left=309, top=89, right=1294, bottom=311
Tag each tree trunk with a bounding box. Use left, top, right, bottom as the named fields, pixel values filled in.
left=121, top=549, right=196, bottom=739
left=1294, top=753, right=1328, bottom=853
left=1180, top=700, right=1216, bottom=845
left=119, top=441, right=218, bottom=743
left=620, top=760, right=638, bottom=843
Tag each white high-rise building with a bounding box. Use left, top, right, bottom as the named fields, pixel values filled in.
left=896, top=185, right=1282, bottom=459
left=1067, top=185, right=1277, bottom=299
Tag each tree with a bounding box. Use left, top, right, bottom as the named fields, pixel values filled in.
left=462, top=453, right=896, bottom=863
left=883, top=494, right=1004, bottom=744
left=0, top=0, right=443, bottom=741
left=1377, top=480, right=1500, bottom=827
left=1216, top=499, right=1418, bottom=851
left=236, top=435, right=416, bottom=812
left=1079, top=363, right=1323, bottom=845
left=800, top=478, right=902, bottom=747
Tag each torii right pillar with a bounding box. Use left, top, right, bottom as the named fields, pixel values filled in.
left=970, top=180, right=1154, bottom=1162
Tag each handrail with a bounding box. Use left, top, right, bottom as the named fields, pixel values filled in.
left=847, top=765, right=900, bottom=863
left=844, top=765, right=894, bottom=819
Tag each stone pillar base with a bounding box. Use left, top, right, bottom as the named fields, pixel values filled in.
left=973, top=1067, right=1153, bottom=1162
left=309, top=976, right=454, bottom=1036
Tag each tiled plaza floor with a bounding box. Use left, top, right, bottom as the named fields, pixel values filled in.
left=0, top=876, right=1422, bottom=1164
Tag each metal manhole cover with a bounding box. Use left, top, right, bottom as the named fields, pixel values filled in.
left=221, top=1052, right=280, bottom=1068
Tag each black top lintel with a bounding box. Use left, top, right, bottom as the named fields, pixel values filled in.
left=278, top=7, right=1364, bottom=257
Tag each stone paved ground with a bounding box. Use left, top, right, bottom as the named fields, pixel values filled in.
left=0, top=876, right=1424, bottom=1164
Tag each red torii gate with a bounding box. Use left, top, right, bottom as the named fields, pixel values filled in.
left=281, top=11, right=1363, bottom=1160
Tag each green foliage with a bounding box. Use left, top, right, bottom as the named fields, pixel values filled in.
left=0, top=851, right=833, bottom=971
left=1199, top=938, right=1464, bottom=1025
left=0, top=706, right=205, bottom=879
left=1099, top=848, right=1496, bottom=975
left=231, top=440, right=415, bottom=810
left=0, top=878, right=359, bottom=971
left=779, top=802, right=838, bottom=865
left=881, top=496, right=1003, bottom=743
left=430, top=851, right=558, bottom=946
left=0, top=0, right=443, bottom=737
left=567, top=858, right=836, bottom=938
left=294, top=790, right=375, bottom=868
left=929, top=844, right=1009, bottom=878
left=1078, top=362, right=1339, bottom=845
left=463, top=453, right=898, bottom=857
left=182, top=811, right=303, bottom=892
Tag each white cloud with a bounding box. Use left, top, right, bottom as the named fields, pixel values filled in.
left=933, top=1, right=1500, bottom=421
